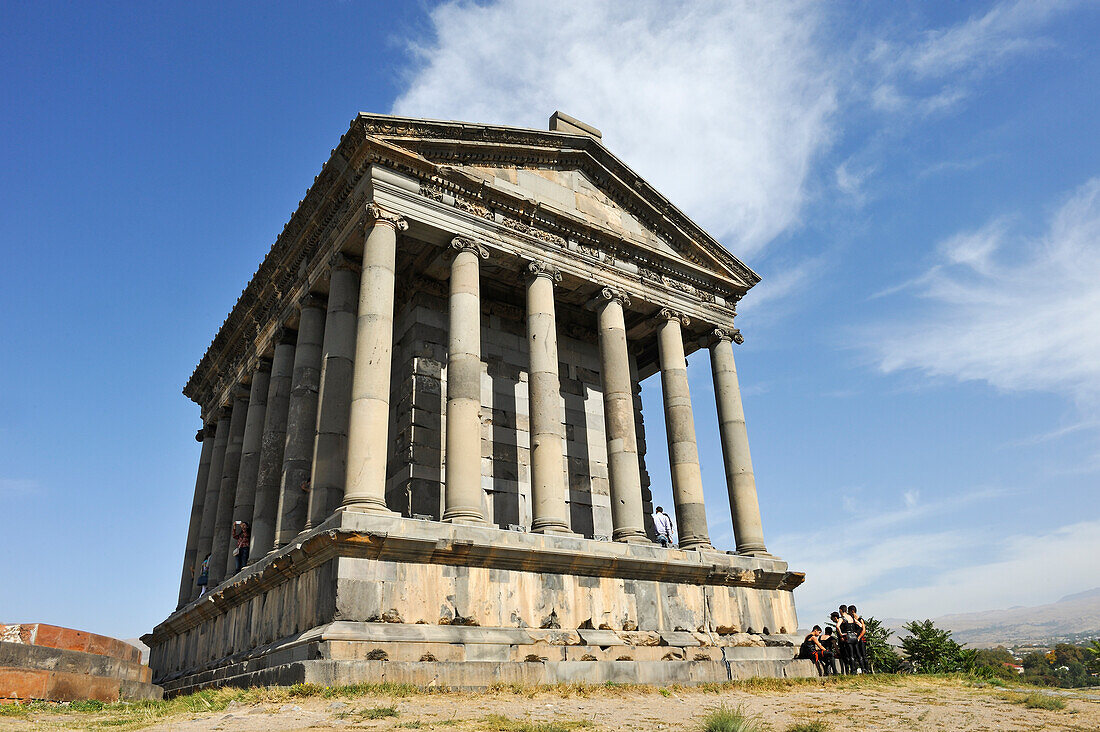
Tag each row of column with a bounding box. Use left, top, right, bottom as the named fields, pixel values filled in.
left=176, top=206, right=768, bottom=607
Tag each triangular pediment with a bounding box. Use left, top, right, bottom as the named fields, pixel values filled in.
left=351, top=113, right=760, bottom=293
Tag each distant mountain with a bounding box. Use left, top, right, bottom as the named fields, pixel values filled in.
left=882, top=589, right=1100, bottom=648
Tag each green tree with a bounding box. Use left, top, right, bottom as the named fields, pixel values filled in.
left=898, top=619, right=969, bottom=673
left=1086, top=639, right=1100, bottom=674
left=861, top=616, right=900, bottom=673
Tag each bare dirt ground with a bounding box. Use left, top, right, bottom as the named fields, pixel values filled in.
left=3, top=677, right=1099, bottom=732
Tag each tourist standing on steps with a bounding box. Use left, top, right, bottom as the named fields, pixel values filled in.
left=232, top=521, right=251, bottom=572
left=653, top=506, right=675, bottom=547
left=197, top=554, right=210, bottom=595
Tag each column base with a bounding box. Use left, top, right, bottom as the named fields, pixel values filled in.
left=531, top=518, right=574, bottom=536
left=442, top=510, right=488, bottom=525
left=612, top=529, right=651, bottom=544
left=679, top=537, right=715, bottom=551
left=734, top=547, right=773, bottom=557
left=338, top=499, right=397, bottom=516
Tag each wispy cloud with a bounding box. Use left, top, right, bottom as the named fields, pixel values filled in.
left=868, top=0, right=1077, bottom=117
left=862, top=177, right=1100, bottom=404
left=394, top=0, right=839, bottom=259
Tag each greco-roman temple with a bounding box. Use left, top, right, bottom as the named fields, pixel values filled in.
left=144, top=112, right=809, bottom=693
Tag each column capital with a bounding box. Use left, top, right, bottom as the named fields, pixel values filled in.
left=365, top=202, right=408, bottom=232
left=232, top=384, right=251, bottom=401
left=450, top=236, right=489, bottom=259
left=195, top=428, right=206, bottom=442
left=214, top=404, right=233, bottom=422
left=274, top=325, right=298, bottom=345
left=526, top=260, right=562, bottom=283
left=328, top=251, right=361, bottom=274
left=254, top=357, right=273, bottom=374
left=588, top=285, right=631, bottom=310
left=655, top=308, right=690, bottom=327
left=299, top=292, right=327, bottom=311
left=708, top=327, right=744, bottom=345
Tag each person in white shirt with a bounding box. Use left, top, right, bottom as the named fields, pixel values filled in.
left=653, top=506, right=675, bottom=548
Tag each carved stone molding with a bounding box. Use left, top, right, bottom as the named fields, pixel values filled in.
left=526, top=260, right=562, bottom=283
left=365, top=202, right=408, bottom=232
left=655, top=308, right=690, bottom=327
left=450, top=236, right=489, bottom=259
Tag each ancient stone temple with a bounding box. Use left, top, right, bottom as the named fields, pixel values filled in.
left=144, top=112, right=809, bottom=693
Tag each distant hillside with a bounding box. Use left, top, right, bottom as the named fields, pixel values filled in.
left=884, top=588, right=1100, bottom=648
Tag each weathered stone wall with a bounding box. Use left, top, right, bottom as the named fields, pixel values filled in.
left=147, top=514, right=803, bottom=692
left=386, top=282, right=652, bottom=537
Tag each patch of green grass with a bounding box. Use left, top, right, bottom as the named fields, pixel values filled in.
left=482, top=713, right=594, bottom=732
left=657, top=688, right=672, bottom=697
left=0, top=704, right=31, bottom=717
left=786, top=722, right=829, bottom=732
left=701, top=705, right=768, bottom=732
left=360, top=705, right=400, bottom=719
left=69, top=699, right=106, bottom=712
left=1021, top=693, right=1066, bottom=711
left=396, top=722, right=423, bottom=729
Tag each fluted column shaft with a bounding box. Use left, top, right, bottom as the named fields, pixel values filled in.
left=525, top=262, right=570, bottom=534
left=250, top=331, right=295, bottom=560
left=276, top=296, right=326, bottom=546
left=442, top=238, right=488, bottom=524
left=192, top=412, right=229, bottom=599
left=657, top=311, right=712, bottom=550
left=709, top=330, right=768, bottom=555
left=594, top=288, right=647, bottom=543
left=209, top=390, right=249, bottom=586
left=177, top=425, right=215, bottom=607
left=307, top=258, right=360, bottom=527
left=343, top=206, right=406, bottom=512
left=226, top=361, right=270, bottom=576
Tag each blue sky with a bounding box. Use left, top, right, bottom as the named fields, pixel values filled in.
left=2, top=1, right=1098, bottom=639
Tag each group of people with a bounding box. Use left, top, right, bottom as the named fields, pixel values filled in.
left=194, top=521, right=252, bottom=595
left=799, top=604, right=873, bottom=676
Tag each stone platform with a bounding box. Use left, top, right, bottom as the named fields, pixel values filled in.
left=1, top=624, right=162, bottom=703
left=145, top=511, right=810, bottom=694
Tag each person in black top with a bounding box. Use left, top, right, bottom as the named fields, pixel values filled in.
left=819, top=626, right=839, bottom=675
left=849, top=605, right=871, bottom=673
left=831, top=611, right=853, bottom=674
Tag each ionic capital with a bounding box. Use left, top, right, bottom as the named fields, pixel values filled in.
left=328, top=251, right=361, bottom=274
left=195, top=428, right=207, bottom=442
left=365, top=202, right=408, bottom=232
left=450, top=236, right=489, bottom=259
left=588, top=286, right=631, bottom=310
left=708, top=327, right=744, bottom=345
left=274, top=326, right=298, bottom=345
left=526, top=260, right=562, bottom=283
left=655, top=308, right=690, bottom=327
left=299, top=292, right=327, bottom=311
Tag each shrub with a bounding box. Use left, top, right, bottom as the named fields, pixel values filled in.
left=786, top=723, right=829, bottom=732
left=701, top=705, right=768, bottom=732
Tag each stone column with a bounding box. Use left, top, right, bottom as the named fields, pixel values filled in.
left=656, top=309, right=712, bottom=550
left=525, top=261, right=571, bottom=534
left=709, top=328, right=768, bottom=555
left=192, top=409, right=230, bottom=599
left=343, top=204, right=407, bottom=513
left=307, top=255, right=360, bottom=527
left=275, top=295, right=326, bottom=546
left=208, top=388, right=250, bottom=587
left=249, top=328, right=296, bottom=560
left=226, top=360, right=270, bottom=576
left=442, top=237, right=489, bottom=525
left=593, top=287, right=647, bottom=543
left=176, top=424, right=215, bottom=608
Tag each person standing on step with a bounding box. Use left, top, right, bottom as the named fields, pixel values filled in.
left=653, top=506, right=675, bottom=548
left=232, top=521, right=251, bottom=573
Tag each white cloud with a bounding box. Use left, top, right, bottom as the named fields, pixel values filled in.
left=864, top=177, right=1100, bottom=404
left=393, top=0, right=839, bottom=258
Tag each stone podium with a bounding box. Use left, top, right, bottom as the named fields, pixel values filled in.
left=144, top=111, right=808, bottom=693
